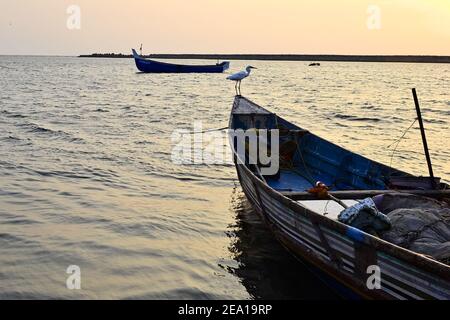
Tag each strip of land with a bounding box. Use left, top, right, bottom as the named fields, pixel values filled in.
left=79, top=53, right=450, bottom=64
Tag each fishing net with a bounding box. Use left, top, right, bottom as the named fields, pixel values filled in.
left=338, top=198, right=392, bottom=235
left=376, top=193, right=450, bottom=264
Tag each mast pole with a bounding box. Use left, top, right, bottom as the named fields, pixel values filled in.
left=412, top=88, right=437, bottom=189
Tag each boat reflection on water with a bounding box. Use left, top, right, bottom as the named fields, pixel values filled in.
left=225, top=187, right=341, bottom=300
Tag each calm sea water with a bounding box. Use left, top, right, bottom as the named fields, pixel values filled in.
left=0, top=56, right=449, bottom=299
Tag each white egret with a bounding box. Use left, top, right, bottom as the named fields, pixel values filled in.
left=227, top=66, right=257, bottom=95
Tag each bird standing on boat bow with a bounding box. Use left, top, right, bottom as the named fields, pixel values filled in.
left=227, top=66, right=257, bottom=95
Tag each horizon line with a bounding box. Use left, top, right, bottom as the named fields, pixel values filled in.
left=2, top=52, right=450, bottom=58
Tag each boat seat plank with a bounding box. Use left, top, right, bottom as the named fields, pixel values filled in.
left=299, top=200, right=360, bottom=220
left=267, top=170, right=312, bottom=192
left=283, top=189, right=450, bottom=201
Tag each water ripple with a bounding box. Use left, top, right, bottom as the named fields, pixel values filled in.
left=0, top=56, right=448, bottom=299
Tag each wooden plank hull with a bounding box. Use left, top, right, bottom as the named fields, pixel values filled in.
left=230, top=96, right=450, bottom=300
left=236, top=162, right=450, bottom=299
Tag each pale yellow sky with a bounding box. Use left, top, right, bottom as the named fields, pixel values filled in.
left=1, top=0, right=450, bottom=55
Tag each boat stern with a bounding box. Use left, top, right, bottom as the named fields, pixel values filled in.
left=222, top=61, right=231, bottom=72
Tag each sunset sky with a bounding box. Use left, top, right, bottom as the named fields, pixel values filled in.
left=1, top=0, right=450, bottom=56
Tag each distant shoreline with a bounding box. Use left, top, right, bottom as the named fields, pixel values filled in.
left=78, top=53, right=450, bottom=64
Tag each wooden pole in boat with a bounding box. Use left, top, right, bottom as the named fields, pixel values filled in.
left=412, top=88, right=437, bottom=189
left=328, top=193, right=349, bottom=209
left=308, top=182, right=349, bottom=209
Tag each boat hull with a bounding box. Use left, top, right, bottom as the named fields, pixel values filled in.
left=230, top=96, right=450, bottom=300
left=134, top=56, right=230, bottom=73
left=235, top=162, right=450, bottom=299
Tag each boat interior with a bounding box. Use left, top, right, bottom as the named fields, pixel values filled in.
left=231, top=97, right=450, bottom=265
left=230, top=97, right=449, bottom=221
left=231, top=99, right=410, bottom=193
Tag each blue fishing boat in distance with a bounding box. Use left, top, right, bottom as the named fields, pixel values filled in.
left=132, top=49, right=230, bottom=73
left=229, top=96, right=450, bottom=300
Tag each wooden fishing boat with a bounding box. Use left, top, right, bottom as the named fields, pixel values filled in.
left=229, top=95, right=450, bottom=300
left=132, top=49, right=230, bottom=73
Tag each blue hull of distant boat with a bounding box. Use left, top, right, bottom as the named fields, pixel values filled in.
left=132, top=49, right=230, bottom=73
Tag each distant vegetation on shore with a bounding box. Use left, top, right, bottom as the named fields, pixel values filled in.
left=79, top=53, right=450, bottom=64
